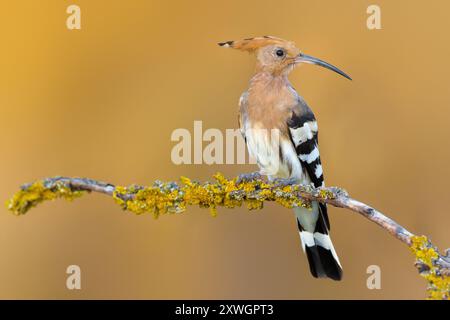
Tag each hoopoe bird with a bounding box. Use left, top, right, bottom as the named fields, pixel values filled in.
left=219, top=36, right=351, bottom=280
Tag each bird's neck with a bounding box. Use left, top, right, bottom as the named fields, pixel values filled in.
left=249, top=71, right=289, bottom=90
left=247, top=71, right=298, bottom=109
left=248, top=71, right=294, bottom=97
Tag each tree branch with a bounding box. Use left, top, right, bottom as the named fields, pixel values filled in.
left=5, top=173, right=450, bottom=299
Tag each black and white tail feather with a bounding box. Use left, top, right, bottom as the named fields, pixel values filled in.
left=294, top=204, right=342, bottom=280
left=288, top=99, right=343, bottom=281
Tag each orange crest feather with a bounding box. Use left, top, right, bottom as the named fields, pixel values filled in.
left=219, top=36, right=299, bottom=55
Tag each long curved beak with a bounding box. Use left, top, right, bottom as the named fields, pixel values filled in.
left=295, top=53, right=352, bottom=80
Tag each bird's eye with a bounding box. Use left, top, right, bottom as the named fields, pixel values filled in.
left=275, top=49, right=285, bottom=57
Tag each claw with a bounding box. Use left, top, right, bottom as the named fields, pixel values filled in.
left=272, top=177, right=298, bottom=187
left=236, top=172, right=263, bottom=184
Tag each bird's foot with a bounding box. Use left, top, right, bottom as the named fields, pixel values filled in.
left=236, top=172, right=263, bottom=184
left=272, top=177, right=299, bottom=187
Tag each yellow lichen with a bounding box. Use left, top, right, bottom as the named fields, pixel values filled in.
left=410, top=235, right=449, bottom=300
left=319, top=188, right=335, bottom=200
left=7, top=173, right=314, bottom=217
left=6, top=181, right=86, bottom=215
left=111, top=172, right=310, bottom=218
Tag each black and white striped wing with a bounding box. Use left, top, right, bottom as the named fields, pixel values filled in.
left=287, top=110, right=330, bottom=229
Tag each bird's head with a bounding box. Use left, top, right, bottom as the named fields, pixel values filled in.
left=219, top=36, right=351, bottom=80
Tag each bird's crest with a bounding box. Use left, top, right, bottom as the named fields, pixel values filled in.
left=218, top=36, right=299, bottom=56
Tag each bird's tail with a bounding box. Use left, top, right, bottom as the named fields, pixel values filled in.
left=294, top=202, right=343, bottom=280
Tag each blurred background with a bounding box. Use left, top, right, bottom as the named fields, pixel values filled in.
left=1, top=0, right=449, bottom=299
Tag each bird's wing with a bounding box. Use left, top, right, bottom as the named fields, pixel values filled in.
left=287, top=107, right=323, bottom=187
left=287, top=99, right=330, bottom=229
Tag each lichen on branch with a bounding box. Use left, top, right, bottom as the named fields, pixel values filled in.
left=112, top=173, right=312, bottom=217
left=410, top=235, right=450, bottom=300
left=6, top=179, right=86, bottom=215
left=7, top=173, right=317, bottom=218
left=5, top=173, right=450, bottom=299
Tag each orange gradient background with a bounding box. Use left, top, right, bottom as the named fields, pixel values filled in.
left=1, top=0, right=449, bottom=299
